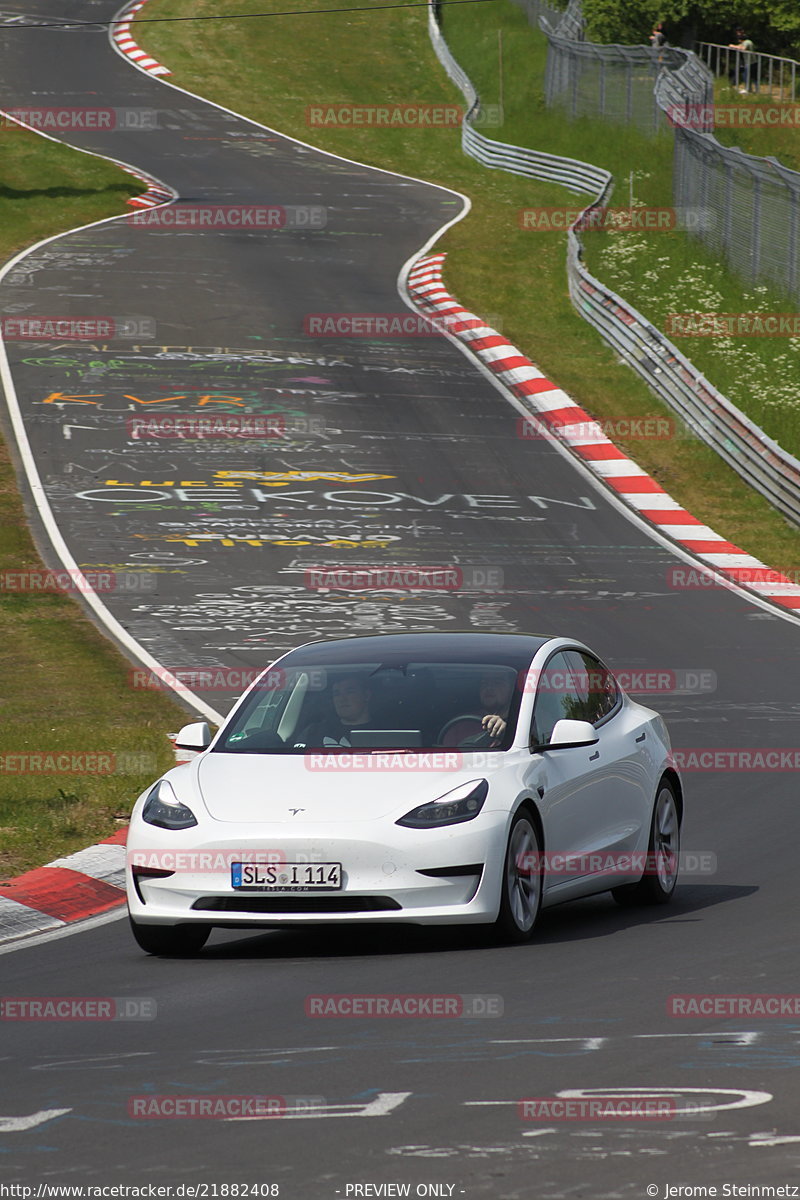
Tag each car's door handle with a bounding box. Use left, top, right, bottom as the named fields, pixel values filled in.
left=589, top=750, right=600, bottom=761
left=635, top=732, right=646, bottom=742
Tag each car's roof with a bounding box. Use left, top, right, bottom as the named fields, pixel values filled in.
left=281, top=632, right=555, bottom=669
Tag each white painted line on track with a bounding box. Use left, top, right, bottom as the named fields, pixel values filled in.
left=0, top=1109, right=72, bottom=1133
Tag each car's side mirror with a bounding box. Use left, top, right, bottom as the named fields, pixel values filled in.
left=538, top=719, right=599, bottom=750
left=173, top=721, right=211, bottom=751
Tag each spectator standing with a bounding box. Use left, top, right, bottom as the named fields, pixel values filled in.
left=728, top=29, right=755, bottom=92
left=649, top=22, right=666, bottom=48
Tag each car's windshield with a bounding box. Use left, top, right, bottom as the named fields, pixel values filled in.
left=214, top=660, right=524, bottom=753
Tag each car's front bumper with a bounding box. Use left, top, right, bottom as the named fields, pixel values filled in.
left=126, top=815, right=509, bottom=927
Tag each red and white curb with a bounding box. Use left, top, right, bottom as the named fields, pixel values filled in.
left=0, top=743, right=195, bottom=943
left=0, top=829, right=127, bottom=944
left=111, top=0, right=171, bottom=77
left=120, top=164, right=174, bottom=209
left=407, top=253, right=800, bottom=612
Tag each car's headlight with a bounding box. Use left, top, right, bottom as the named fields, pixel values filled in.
left=141, top=779, right=198, bottom=830
left=396, top=779, right=488, bottom=829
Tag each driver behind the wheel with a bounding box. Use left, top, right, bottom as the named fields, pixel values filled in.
left=440, top=668, right=516, bottom=747
left=478, top=668, right=515, bottom=742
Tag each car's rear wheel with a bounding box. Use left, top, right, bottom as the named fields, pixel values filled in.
left=129, top=917, right=210, bottom=956
left=612, top=779, right=680, bottom=907
left=494, top=809, right=542, bottom=943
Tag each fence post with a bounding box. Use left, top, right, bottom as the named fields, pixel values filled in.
left=723, top=160, right=735, bottom=251
left=751, top=175, right=762, bottom=281
left=790, top=190, right=799, bottom=297
left=626, top=56, right=633, bottom=122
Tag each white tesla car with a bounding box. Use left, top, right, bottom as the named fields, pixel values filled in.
left=126, top=632, right=683, bottom=955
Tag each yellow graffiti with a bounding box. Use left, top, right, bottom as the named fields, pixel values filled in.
left=153, top=534, right=398, bottom=549
left=214, top=470, right=396, bottom=486
left=104, top=481, right=224, bottom=487
left=101, top=470, right=396, bottom=488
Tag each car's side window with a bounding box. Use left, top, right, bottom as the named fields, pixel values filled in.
left=564, top=650, right=619, bottom=725
left=530, top=651, right=587, bottom=747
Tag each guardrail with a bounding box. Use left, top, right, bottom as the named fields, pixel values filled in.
left=697, top=41, right=798, bottom=101
left=428, top=2, right=609, bottom=195
left=427, top=0, right=800, bottom=527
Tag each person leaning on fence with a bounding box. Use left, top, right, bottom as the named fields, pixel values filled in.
left=649, top=22, right=666, bottom=48
left=728, top=29, right=755, bottom=92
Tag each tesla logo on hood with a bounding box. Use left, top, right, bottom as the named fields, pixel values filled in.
left=288, top=808, right=305, bottom=816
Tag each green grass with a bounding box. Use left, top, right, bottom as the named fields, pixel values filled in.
left=442, top=5, right=800, bottom=457
left=710, top=77, right=800, bottom=172
left=0, top=128, right=190, bottom=877
left=138, top=0, right=800, bottom=578
left=0, top=132, right=135, bottom=259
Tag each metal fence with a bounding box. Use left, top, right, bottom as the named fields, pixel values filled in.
left=429, top=1, right=609, bottom=195
left=538, top=0, right=710, bottom=133
left=536, top=3, right=800, bottom=303
left=697, top=41, right=799, bottom=101
left=427, top=0, right=800, bottom=528
left=543, top=32, right=689, bottom=132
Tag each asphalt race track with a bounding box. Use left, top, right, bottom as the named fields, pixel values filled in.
left=1, top=1, right=800, bottom=1194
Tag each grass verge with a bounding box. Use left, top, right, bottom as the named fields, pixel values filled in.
left=0, top=128, right=189, bottom=878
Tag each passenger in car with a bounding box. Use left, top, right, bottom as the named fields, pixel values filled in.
left=298, top=675, right=373, bottom=748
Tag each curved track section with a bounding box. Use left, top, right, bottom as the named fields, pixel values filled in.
left=1, top=2, right=800, bottom=1194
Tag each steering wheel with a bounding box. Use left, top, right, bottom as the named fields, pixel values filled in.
left=437, top=713, right=486, bottom=746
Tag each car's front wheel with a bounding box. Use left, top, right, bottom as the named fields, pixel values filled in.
left=612, top=778, right=680, bottom=907
left=129, top=917, right=210, bottom=956
left=494, top=808, right=542, bottom=943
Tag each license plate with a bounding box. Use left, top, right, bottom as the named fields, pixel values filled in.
left=231, top=862, right=342, bottom=891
